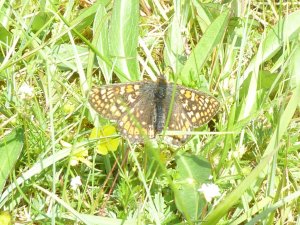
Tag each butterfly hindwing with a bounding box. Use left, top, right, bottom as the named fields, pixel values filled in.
left=118, top=94, right=156, bottom=143
left=165, top=99, right=192, bottom=145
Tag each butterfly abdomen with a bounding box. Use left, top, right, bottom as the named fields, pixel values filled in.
left=154, top=77, right=168, bottom=133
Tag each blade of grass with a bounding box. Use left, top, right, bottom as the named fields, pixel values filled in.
left=180, top=10, right=230, bottom=84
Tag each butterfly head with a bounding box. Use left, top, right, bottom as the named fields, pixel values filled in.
left=157, top=75, right=167, bottom=84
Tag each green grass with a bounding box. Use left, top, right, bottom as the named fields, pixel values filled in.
left=1, top=1, right=300, bottom=224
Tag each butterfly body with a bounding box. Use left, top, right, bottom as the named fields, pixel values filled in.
left=89, top=76, right=219, bottom=145
left=154, top=76, right=168, bottom=134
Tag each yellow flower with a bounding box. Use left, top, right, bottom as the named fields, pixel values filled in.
left=70, top=146, right=89, bottom=166
left=61, top=140, right=90, bottom=167
left=90, top=125, right=120, bottom=155
left=0, top=211, right=12, bottom=225
left=63, top=102, right=75, bottom=114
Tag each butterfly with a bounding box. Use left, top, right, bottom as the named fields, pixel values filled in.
left=89, top=76, right=220, bottom=146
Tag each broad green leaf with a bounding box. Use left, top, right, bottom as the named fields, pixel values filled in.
left=180, top=10, right=230, bottom=84
left=31, top=12, right=52, bottom=32
left=192, top=1, right=222, bottom=31
left=164, top=1, right=189, bottom=75
left=174, top=152, right=211, bottom=220
left=239, top=70, right=279, bottom=101
left=289, top=44, right=300, bottom=90
left=93, top=4, right=111, bottom=83
left=53, top=44, right=90, bottom=71
left=109, top=0, right=140, bottom=81
left=0, top=25, right=12, bottom=46
left=0, top=128, right=24, bottom=195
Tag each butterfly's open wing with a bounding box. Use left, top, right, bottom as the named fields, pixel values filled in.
left=165, top=84, right=220, bottom=145
left=89, top=82, right=157, bottom=143
left=89, top=83, right=144, bottom=121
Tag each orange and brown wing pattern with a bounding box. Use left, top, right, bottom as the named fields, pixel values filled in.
left=165, top=102, right=193, bottom=145
left=89, top=82, right=157, bottom=143
left=165, top=84, right=220, bottom=144
left=89, top=83, right=143, bottom=121
left=117, top=96, right=156, bottom=143
left=175, top=85, right=220, bottom=127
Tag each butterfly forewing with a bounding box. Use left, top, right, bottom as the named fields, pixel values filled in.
left=163, top=84, right=220, bottom=144
left=89, top=82, right=157, bottom=143
left=89, top=83, right=144, bottom=120
left=174, top=85, right=220, bottom=127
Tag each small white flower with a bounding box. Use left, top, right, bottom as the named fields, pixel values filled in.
left=70, top=158, right=79, bottom=166
left=18, top=83, right=34, bottom=99
left=198, top=183, right=221, bottom=202
left=70, top=176, right=82, bottom=190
